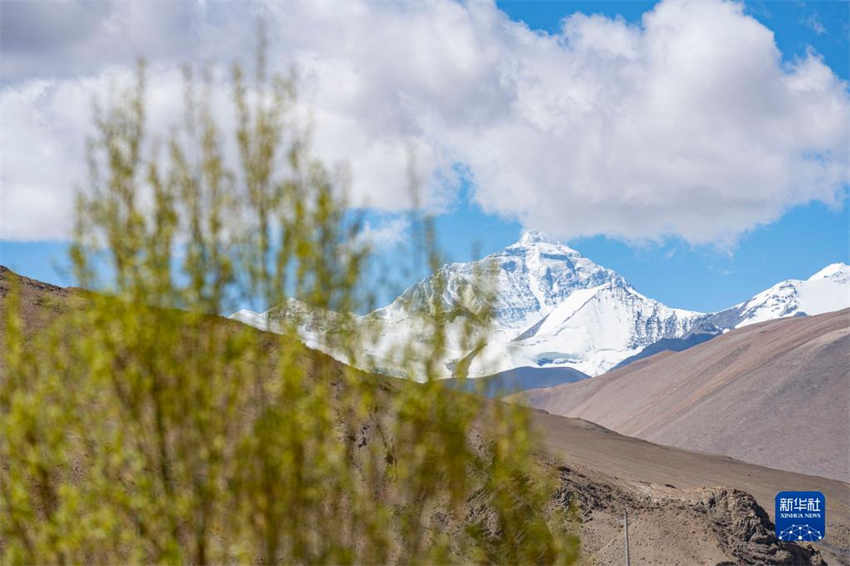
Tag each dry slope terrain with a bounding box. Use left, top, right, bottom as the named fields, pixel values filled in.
left=516, top=309, right=850, bottom=482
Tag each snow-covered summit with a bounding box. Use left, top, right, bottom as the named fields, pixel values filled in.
left=383, top=231, right=623, bottom=328
left=809, top=262, right=850, bottom=283
left=513, top=230, right=576, bottom=249
left=355, top=232, right=703, bottom=376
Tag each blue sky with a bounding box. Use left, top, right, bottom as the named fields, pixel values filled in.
left=1, top=0, right=848, bottom=313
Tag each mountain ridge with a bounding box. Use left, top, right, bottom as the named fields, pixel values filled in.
left=705, top=261, right=850, bottom=330
left=231, top=233, right=850, bottom=381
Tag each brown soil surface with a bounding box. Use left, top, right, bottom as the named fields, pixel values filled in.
left=516, top=310, right=850, bottom=483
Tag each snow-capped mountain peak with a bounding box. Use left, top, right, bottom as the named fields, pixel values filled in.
left=344, top=232, right=704, bottom=377
left=391, top=231, right=625, bottom=329
left=514, top=230, right=576, bottom=250
left=229, top=231, right=849, bottom=381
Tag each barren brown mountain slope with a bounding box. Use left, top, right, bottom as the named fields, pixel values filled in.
left=0, top=265, right=82, bottom=332
left=2, top=266, right=846, bottom=564
left=515, top=309, right=850, bottom=482
left=534, top=412, right=850, bottom=564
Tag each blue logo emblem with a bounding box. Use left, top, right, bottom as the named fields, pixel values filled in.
left=775, top=491, right=825, bottom=542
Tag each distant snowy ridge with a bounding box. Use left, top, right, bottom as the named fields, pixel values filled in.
left=707, top=262, right=850, bottom=329
left=231, top=297, right=358, bottom=363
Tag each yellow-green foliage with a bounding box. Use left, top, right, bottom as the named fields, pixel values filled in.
left=0, top=46, right=579, bottom=565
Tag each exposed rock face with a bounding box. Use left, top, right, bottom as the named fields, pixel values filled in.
left=698, top=489, right=826, bottom=566
left=552, top=466, right=828, bottom=566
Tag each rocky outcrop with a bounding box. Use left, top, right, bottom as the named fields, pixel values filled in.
left=552, top=466, right=828, bottom=565
left=698, top=488, right=826, bottom=565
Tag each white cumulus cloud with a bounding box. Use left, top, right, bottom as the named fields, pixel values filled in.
left=1, top=0, right=848, bottom=243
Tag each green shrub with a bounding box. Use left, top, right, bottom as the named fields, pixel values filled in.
left=0, top=43, right=579, bottom=566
